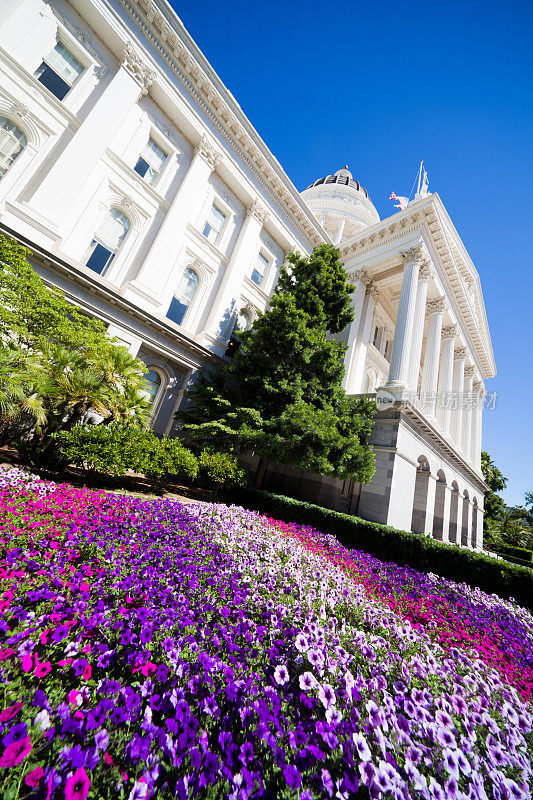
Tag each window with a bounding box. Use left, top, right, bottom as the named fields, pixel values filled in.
left=166, top=267, right=199, bottom=326
left=0, top=118, right=27, bottom=180
left=384, top=338, right=391, bottom=361
left=202, top=204, right=226, bottom=244
left=372, top=325, right=382, bottom=349
left=144, top=369, right=162, bottom=407
left=85, top=208, right=130, bottom=275
left=35, top=41, right=84, bottom=100
left=134, top=138, right=167, bottom=185
left=235, top=309, right=251, bottom=333
left=251, top=252, right=269, bottom=286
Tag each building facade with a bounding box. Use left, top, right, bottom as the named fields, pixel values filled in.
left=0, top=0, right=495, bottom=545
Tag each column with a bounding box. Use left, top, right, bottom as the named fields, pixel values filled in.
left=420, top=297, right=446, bottom=418
left=343, top=270, right=368, bottom=391
left=203, top=199, right=268, bottom=340
left=385, top=243, right=425, bottom=393
left=471, top=381, right=485, bottom=471
left=461, top=366, right=475, bottom=460
left=334, top=217, right=346, bottom=245
left=442, top=484, right=452, bottom=543
left=450, top=347, right=467, bottom=449
left=125, top=136, right=222, bottom=306
left=348, top=280, right=378, bottom=393
left=407, top=262, right=432, bottom=392
left=424, top=475, right=437, bottom=537
left=30, top=43, right=155, bottom=226
left=436, top=325, right=457, bottom=434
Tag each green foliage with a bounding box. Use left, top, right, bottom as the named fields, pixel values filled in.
left=0, top=234, right=152, bottom=445
left=198, top=450, right=247, bottom=488
left=226, top=487, right=533, bottom=611
left=178, top=244, right=375, bottom=486
left=276, top=244, right=355, bottom=333
left=481, top=450, right=507, bottom=523
left=495, top=544, right=533, bottom=563
left=52, top=424, right=198, bottom=482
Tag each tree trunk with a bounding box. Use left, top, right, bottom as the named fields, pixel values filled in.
left=254, top=456, right=269, bottom=489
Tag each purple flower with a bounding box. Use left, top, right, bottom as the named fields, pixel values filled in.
left=94, top=728, right=109, bottom=752
left=352, top=731, right=372, bottom=761
left=299, top=671, right=317, bottom=691
left=64, top=768, right=90, bottom=800
left=274, top=665, right=289, bottom=685
left=318, top=683, right=336, bottom=709
left=283, top=764, right=302, bottom=788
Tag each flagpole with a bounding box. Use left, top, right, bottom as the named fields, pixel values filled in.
left=417, top=161, right=423, bottom=195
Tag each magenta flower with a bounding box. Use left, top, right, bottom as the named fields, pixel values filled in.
left=35, top=661, right=52, bottom=678
left=0, top=736, right=32, bottom=768
left=21, top=653, right=33, bottom=673
left=64, top=767, right=90, bottom=800
left=0, top=702, right=22, bottom=723
left=25, top=766, right=45, bottom=788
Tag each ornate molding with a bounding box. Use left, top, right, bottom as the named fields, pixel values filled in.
left=419, top=261, right=432, bottom=280
left=348, top=268, right=368, bottom=284
left=464, top=365, right=475, bottom=378
left=246, top=198, right=269, bottom=226
left=473, top=380, right=486, bottom=395
left=121, top=42, right=156, bottom=94
left=368, top=281, right=380, bottom=301
left=10, top=101, right=29, bottom=119
left=427, top=297, right=447, bottom=315
left=194, top=134, right=222, bottom=170
left=454, top=347, right=467, bottom=361
left=400, top=243, right=425, bottom=263
left=441, top=324, right=458, bottom=341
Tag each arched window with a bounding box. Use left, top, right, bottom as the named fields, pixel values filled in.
left=85, top=208, right=130, bottom=275
left=144, top=369, right=162, bottom=406
left=167, top=267, right=199, bottom=326
left=0, top=118, right=27, bottom=180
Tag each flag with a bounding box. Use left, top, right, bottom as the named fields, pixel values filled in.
left=389, top=191, right=409, bottom=211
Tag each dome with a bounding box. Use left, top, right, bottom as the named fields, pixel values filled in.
left=306, top=165, right=371, bottom=200
left=301, top=165, right=380, bottom=243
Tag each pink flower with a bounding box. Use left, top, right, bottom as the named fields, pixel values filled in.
left=25, top=766, right=45, bottom=788
left=79, top=582, right=90, bottom=592
left=68, top=689, right=80, bottom=707
left=0, top=648, right=13, bottom=662
left=21, top=653, right=33, bottom=673
left=82, top=664, right=92, bottom=681
left=140, top=661, right=156, bottom=677
left=0, top=736, right=32, bottom=768
left=65, top=767, right=90, bottom=800
left=0, top=702, right=22, bottom=722
left=35, top=661, right=52, bottom=678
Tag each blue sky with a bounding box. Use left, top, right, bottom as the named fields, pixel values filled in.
left=170, top=0, right=533, bottom=506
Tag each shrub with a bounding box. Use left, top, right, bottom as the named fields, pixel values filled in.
left=198, top=449, right=247, bottom=488
left=496, top=544, right=533, bottom=563
left=52, top=424, right=198, bottom=482
left=226, top=487, right=533, bottom=610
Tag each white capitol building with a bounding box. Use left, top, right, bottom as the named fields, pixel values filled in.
left=0, top=0, right=495, bottom=546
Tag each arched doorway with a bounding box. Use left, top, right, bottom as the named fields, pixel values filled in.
left=411, top=456, right=431, bottom=535
left=432, top=470, right=446, bottom=540
left=448, top=481, right=459, bottom=543
left=471, top=497, right=478, bottom=548
left=461, top=490, right=470, bottom=546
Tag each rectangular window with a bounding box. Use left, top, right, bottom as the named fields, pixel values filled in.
left=202, top=204, right=226, bottom=244
left=35, top=41, right=84, bottom=100
left=166, top=297, right=188, bottom=326
left=134, top=138, right=167, bottom=185
left=251, top=252, right=269, bottom=286
left=372, top=325, right=380, bottom=348
left=85, top=242, right=115, bottom=275
left=384, top=339, right=391, bottom=360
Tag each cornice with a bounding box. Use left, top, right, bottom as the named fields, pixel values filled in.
left=115, top=0, right=327, bottom=249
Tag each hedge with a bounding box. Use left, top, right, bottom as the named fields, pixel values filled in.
left=496, top=544, right=533, bottom=563
left=226, top=487, right=533, bottom=611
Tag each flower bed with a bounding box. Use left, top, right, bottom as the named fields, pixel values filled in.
left=0, top=469, right=531, bottom=799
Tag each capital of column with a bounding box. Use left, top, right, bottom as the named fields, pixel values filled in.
left=194, top=134, right=222, bottom=170
left=464, top=365, right=475, bottom=378
left=246, top=198, right=269, bottom=226
left=121, top=43, right=156, bottom=95
left=349, top=268, right=369, bottom=284
left=441, top=324, right=458, bottom=341
left=474, top=380, right=486, bottom=395
left=419, top=261, right=433, bottom=280
left=454, top=347, right=467, bottom=361
left=400, top=242, right=425, bottom=264
left=427, top=297, right=447, bottom=315
left=368, top=281, right=380, bottom=301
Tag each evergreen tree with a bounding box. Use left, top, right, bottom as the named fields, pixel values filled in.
left=178, top=244, right=375, bottom=487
